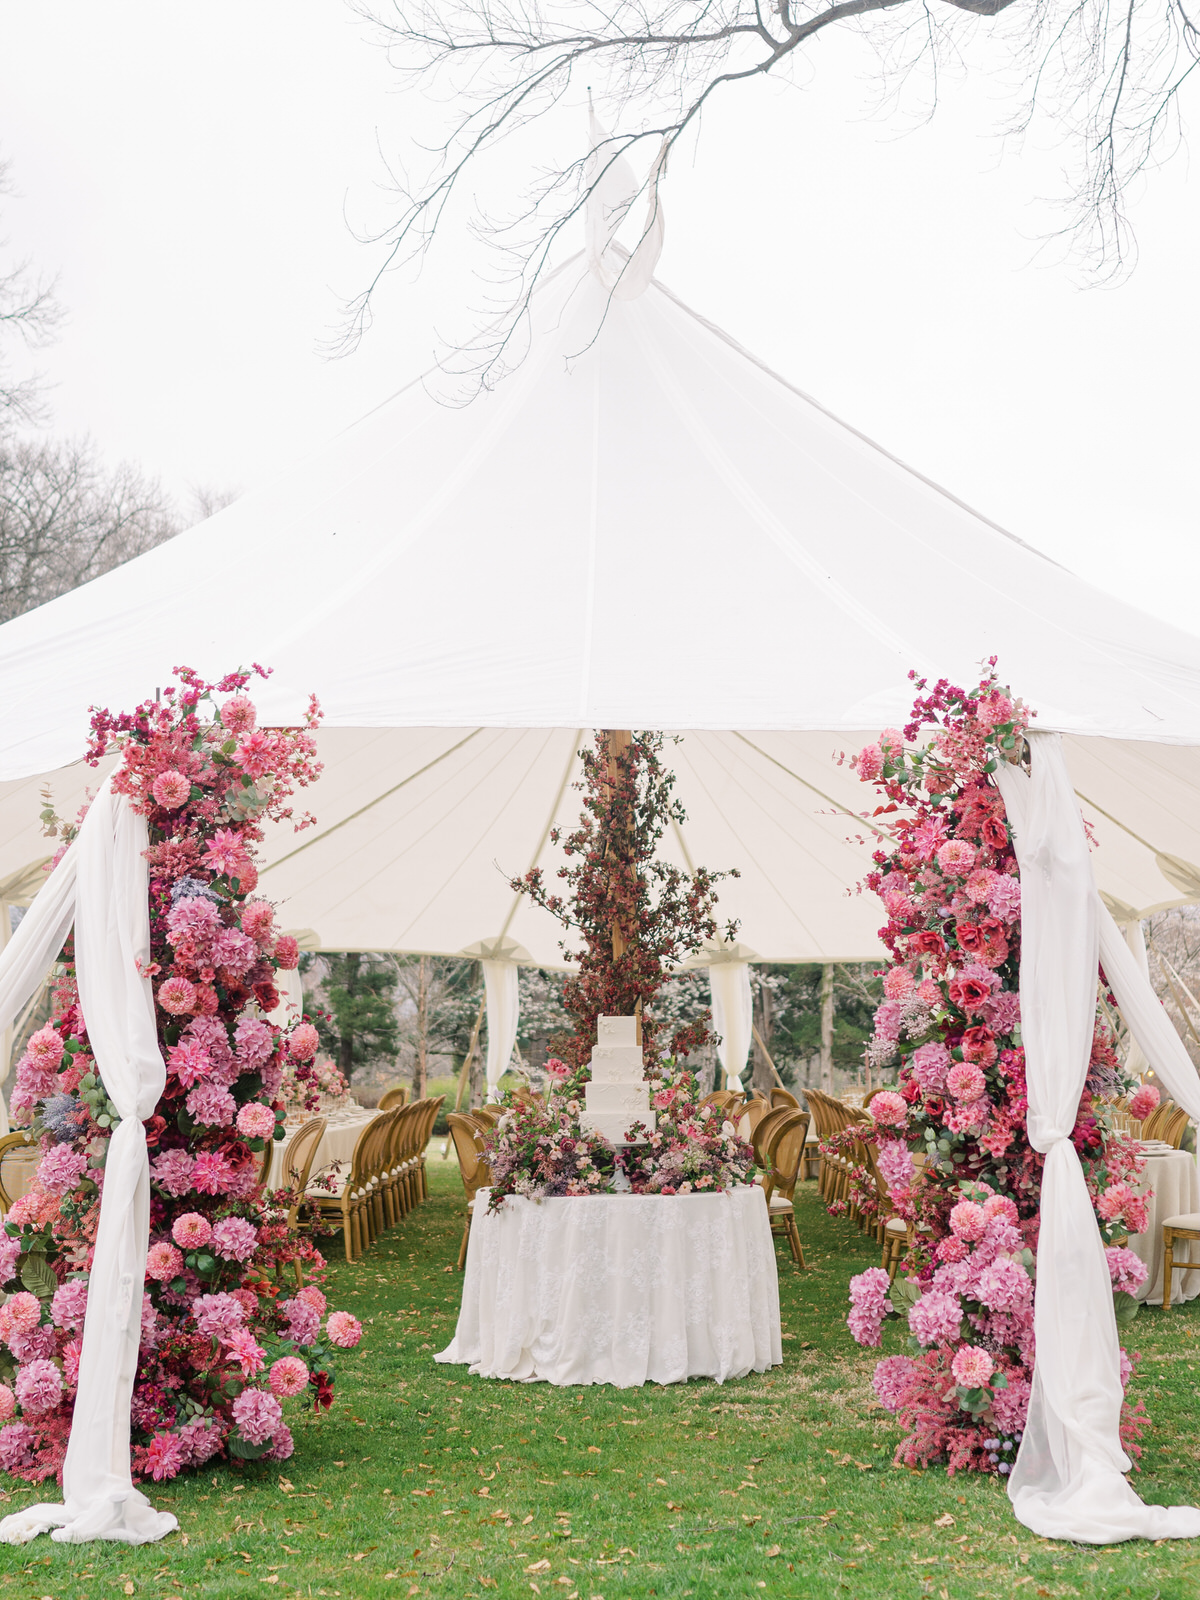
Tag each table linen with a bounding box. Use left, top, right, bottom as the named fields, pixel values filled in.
left=436, top=1186, right=781, bottom=1388
left=1128, top=1146, right=1200, bottom=1306
left=267, top=1107, right=380, bottom=1190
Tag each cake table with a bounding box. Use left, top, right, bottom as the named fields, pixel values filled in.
left=435, top=1185, right=782, bottom=1388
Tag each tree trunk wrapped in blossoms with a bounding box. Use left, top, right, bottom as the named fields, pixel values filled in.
left=838, top=665, right=1152, bottom=1476
left=0, top=668, right=363, bottom=1486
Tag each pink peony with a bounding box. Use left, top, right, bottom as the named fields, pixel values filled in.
left=143, top=1430, right=186, bottom=1481
left=872, top=1354, right=916, bottom=1413
left=326, top=1311, right=363, bottom=1349
left=908, top=1289, right=964, bottom=1346
left=1097, top=1182, right=1135, bottom=1222
left=236, top=1102, right=276, bottom=1141
left=951, top=1345, right=995, bottom=1388
left=186, top=1080, right=236, bottom=1127
left=231, top=1386, right=282, bottom=1446
left=545, top=1058, right=570, bottom=1082
left=274, top=935, right=299, bottom=970
left=151, top=770, right=191, bottom=810
left=268, top=1355, right=310, bottom=1397
left=146, top=1241, right=184, bottom=1283
left=173, top=1212, right=213, bottom=1249
left=0, top=1386, right=14, bottom=1422
left=158, top=975, right=197, bottom=1015
left=1128, top=1084, right=1160, bottom=1123
left=964, top=868, right=995, bottom=904
left=220, top=694, right=257, bottom=735
left=151, top=1147, right=196, bottom=1197
left=883, top=968, right=915, bottom=1000
left=949, top=1200, right=987, bottom=1240
left=869, top=1091, right=908, bottom=1129
left=212, top=1216, right=259, bottom=1262
left=946, top=1062, right=986, bottom=1103
left=936, top=839, right=976, bottom=876
left=1106, top=1245, right=1149, bottom=1294
left=287, top=1022, right=320, bottom=1062
left=36, top=1143, right=89, bottom=1195
left=227, top=1328, right=266, bottom=1377
left=50, top=1277, right=89, bottom=1333
left=15, top=1357, right=63, bottom=1414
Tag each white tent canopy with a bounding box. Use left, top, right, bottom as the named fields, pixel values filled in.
left=1, top=258, right=1200, bottom=970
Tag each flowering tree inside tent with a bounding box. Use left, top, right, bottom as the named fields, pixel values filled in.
left=836, top=665, right=1155, bottom=1475
left=0, top=668, right=363, bottom=1485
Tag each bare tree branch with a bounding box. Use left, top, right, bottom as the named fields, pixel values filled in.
left=0, top=156, right=63, bottom=430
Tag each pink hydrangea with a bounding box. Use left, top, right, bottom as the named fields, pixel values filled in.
left=143, top=1430, right=186, bottom=1481
left=236, top=1103, right=276, bottom=1140
left=876, top=1139, right=914, bottom=1191
left=951, top=1345, right=995, bottom=1388
left=883, top=968, right=915, bottom=1001
left=227, top=1328, right=266, bottom=1377
left=274, top=935, right=299, bottom=970
left=0, top=1423, right=36, bottom=1473
left=151, top=1147, right=196, bottom=1197
left=872, top=1354, right=916, bottom=1413
left=910, top=1042, right=950, bottom=1092
left=281, top=1298, right=320, bottom=1347
left=949, top=1201, right=987, bottom=1240
left=186, top=1079, right=236, bottom=1127
left=269, top=1356, right=310, bottom=1397
left=265, top=1423, right=295, bottom=1461
left=212, top=927, right=258, bottom=976
left=178, top=1414, right=226, bottom=1466
left=220, top=694, right=257, bottom=735
left=908, top=1289, right=963, bottom=1346
left=36, top=1143, right=89, bottom=1195
left=146, top=1241, right=184, bottom=1282
left=936, top=839, right=976, bottom=876
left=981, top=991, right=1021, bottom=1034
left=193, top=1293, right=246, bottom=1342
left=946, top=1062, right=986, bottom=1103
left=1107, top=1245, right=1150, bottom=1294
left=158, top=976, right=197, bottom=1015
left=1128, top=1084, right=1160, bottom=1123
left=10, top=1324, right=55, bottom=1363
left=872, top=1001, right=904, bottom=1043
left=986, top=874, right=1021, bottom=922
left=151, top=770, right=191, bottom=810
left=50, top=1277, right=89, bottom=1332
left=15, top=1358, right=63, bottom=1415
left=234, top=1017, right=275, bottom=1069
left=975, top=1256, right=1032, bottom=1314
left=0, top=1234, right=20, bottom=1286
left=0, top=1386, right=14, bottom=1422
left=62, top=1337, right=82, bottom=1387
left=326, top=1311, right=363, bottom=1349
left=869, top=1091, right=908, bottom=1129
left=296, top=1285, right=327, bottom=1314
left=991, top=1372, right=1031, bottom=1433
left=855, top=743, right=884, bottom=781
left=287, top=1023, right=320, bottom=1062
left=847, top=1267, right=893, bottom=1348
left=212, top=1216, right=258, bottom=1262
left=231, top=1386, right=282, bottom=1445
left=173, top=1212, right=213, bottom=1249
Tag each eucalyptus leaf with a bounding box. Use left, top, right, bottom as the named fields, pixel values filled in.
left=19, top=1252, right=58, bottom=1301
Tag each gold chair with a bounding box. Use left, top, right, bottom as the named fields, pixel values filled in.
left=750, top=1107, right=791, bottom=1170
left=414, top=1095, right=444, bottom=1203
left=0, top=1131, right=38, bottom=1214
left=447, top=1112, right=493, bottom=1271
left=378, top=1085, right=409, bottom=1111
left=274, top=1115, right=327, bottom=1286
left=1161, top=1106, right=1192, bottom=1149
left=307, top=1117, right=377, bottom=1262
left=761, top=1110, right=810, bottom=1267
left=737, top=1098, right=775, bottom=1144
left=770, top=1088, right=799, bottom=1111
left=1162, top=1213, right=1200, bottom=1308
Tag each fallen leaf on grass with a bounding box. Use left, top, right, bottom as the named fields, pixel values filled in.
left=413, top=1489, right=435, bottom=1497
left=525, top=1560, right=551, bottom=1573
left=932, top=1514, right=956, bottom=1529
left=587, top=1446, right=601, bottom=1453
left=666, top=1502, right=683, bottom=1512
left=765, top=1545, right=781, bottom=1558
left=655, top=1477, right=668, bottom=1486
left=522, top=1515, right=534, bottom=1525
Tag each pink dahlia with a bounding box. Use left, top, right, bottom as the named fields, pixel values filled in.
left=227, top=1328, right=266, bottom=1378
left=883, top=967, right=915, bottom=1001
left=50, top=1277, right=89, bottom=1333
left=965, top=867, right=995, bottom=904
left=908, top=1289, right=963, bottom=1347
left=143, top=1430, right=186, bottom=1481
left=274, top=935, right=300, bottom=970
left=241, top=900, right=276, bottom=949
left=936, top=839, right=976, bottom=876
left=869, top=1091, right=908, bottom=1129
left=36, top=1143, right=89, bottom=1195
left=296, top=1285, right=327, bottom=1314
left=946, top=1061, right=986, bottom=1103
left=191, top=1149, right=236, bottom=1194
left=172, top=1212, right=213, bottom=1249
left=871, top=1354, right=915, bottom=1414
left=1097, top=1182, right=1135, bottom=1222
left=151, top=1147, right=196, bottom=1197
left=220, top=693, right=257, bottom=735
left=0, top=1292, right=41, bottom=1341
left=287, top=1022, right=320, bottom=1062
left=212, top=1216, right=259, bottom=1263
left=202, top=828, right=253, bottom=881
left=326, top=1311, right=363, bottom=1350
left=269, top=1355, right=310, bottom=1397
left=15, top=1357, right=63, bottom=1414
left=186, top=1080, right=236, bottom=1127
left=158, top=975, right=197, bottom=1015
left=168, top=1039, right=211, bottom=1088
left=146, top=1241, right=184, bottom=1282
left=937, top=1235, right=968, bottom=1264
left=236, top=1102, right=276, bottom=1141
left=24, top=1025, right=64, bottom=1068
left=231, top=1386, right=282, bottom=1446
left=0, top=1386, right=14, bottom=1422
left=151, top=770, right=191, bottom=810
left=1128, top=1084, right=1160, bottom=1123
left=949, top=1200, right=987, bottom=1241
left=951, top=1345, right=995, bottom=1388
left=983, top=1194, right=1019, bottom=1226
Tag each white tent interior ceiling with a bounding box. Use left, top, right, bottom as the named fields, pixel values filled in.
left=1, top=259, right=1200, bottom=975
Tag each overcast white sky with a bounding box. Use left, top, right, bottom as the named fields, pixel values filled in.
left=0, top=3, right=1197, bottom=630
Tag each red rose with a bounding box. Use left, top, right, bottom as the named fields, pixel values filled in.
left=899, top=1075, right=922, bottom=1104
left=961, top=1026, right=998, bottom=1067
left=955, top=920, right=986, bottom=954
left=982, top=816, right=1008, bottom=849
left=253, top=981, right=280, bottom=1013
left=909, top=930, right=946, bottom=957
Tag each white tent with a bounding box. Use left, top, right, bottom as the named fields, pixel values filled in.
left=2, top=256, right=1200, bottom=980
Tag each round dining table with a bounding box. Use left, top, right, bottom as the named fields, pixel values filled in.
left=1128, top=1141, right=1200, bottom=1306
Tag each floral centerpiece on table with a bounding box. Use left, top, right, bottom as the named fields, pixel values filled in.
left=281, top=1053, right=351, bottom=1118
left=615, top=1065, right=756, bottom=1194
left=837, top=663, right=1151, bottom=1476
left=0, top=667, right=363, bottom=1487
left=482, top=1059, right=615, bottom=1210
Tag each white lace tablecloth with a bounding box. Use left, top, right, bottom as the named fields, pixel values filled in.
left=436, top=1186, right=782, bottom=1388
left=1128, top=1146, right=1200, bottom=1305
left=265, top=1108, right=380, bottom=1191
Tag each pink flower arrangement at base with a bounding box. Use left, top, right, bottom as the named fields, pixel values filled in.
left=0, top=668, right=359, bottom=1486
left=838, top=667, right=1151, bottom=1474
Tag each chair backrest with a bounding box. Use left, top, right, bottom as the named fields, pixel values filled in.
left=447, top=1112, right=491, bottom=1196
left=0, top=1132, right=38, bottom=1213
left=703, top=1091, right=736, bottom=1111
left=1162, top=1105, right=1192, bottom=1149
left=802, top=1089, right=835, bottom=1141
left=763, top=1110, right=811, bottom=1201
left=378, top=1085, right=408, bottom=1111
left=352, top=1111, right=393, bottom=1189
left=1141, top=1100, right=1173, bottom=1141
left=751, top=1107, right=792, bottom=1168
left=419, top=1095, right=445, bottom=1152
left=770, top=1087, right=799, bottom=1110
left=385, top=1103, right=416, bottom=1166
left=472, top=1106, right=502, bottom=1126
left=737, top=1100, right=774, bottom=1142
left=282, top=1116, right=328, bottom=1192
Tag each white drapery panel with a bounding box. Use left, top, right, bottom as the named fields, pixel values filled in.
left=0, top=779, right=175, bottom=1547
left=585, top=112, right=666, bottom=300
left=483, top=959, right=520, bottom=1104
left=1118, top=918, right=1151, bottom=1079
left=708, top=960, right=752, bottom=1094
left=995, top=733, right=1200, bottom=1544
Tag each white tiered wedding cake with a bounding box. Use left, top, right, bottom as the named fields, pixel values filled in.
left=578, top=1015, right=655, bottom=1145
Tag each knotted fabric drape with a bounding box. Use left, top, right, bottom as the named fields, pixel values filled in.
left=708, top=960, right=752, bottom=1094
left=994, top=732, right=1200, bottom=1543
left=483, top=958, right=519, bottom=1104
left=0, top=777, right=175, bottom=1546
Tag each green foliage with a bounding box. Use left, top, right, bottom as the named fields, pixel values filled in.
left=308, top=951, right=400, bottom=1081
left=757, top=962, right=884, bottom=1077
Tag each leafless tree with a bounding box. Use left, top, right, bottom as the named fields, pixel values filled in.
left=0, top=437, right=178, bottom=624
left=348, top=0, right=1200, bottom=380
left=0, top=157, right=61, bottom=431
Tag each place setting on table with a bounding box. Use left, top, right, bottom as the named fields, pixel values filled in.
left=436, top=1015, right=784, bottom=1390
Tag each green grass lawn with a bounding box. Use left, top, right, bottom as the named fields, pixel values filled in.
left=4, top=1160, right=1200, bottom=1599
